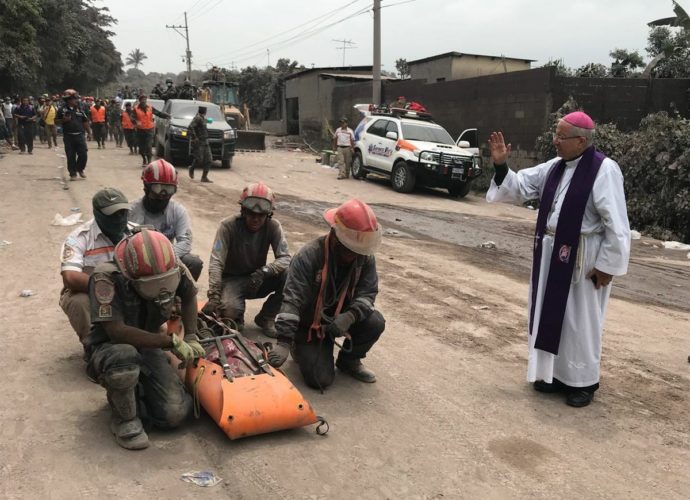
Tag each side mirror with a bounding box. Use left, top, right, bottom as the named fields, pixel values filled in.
left=458, top=140, right=470, bottom=149
left=385, top=131, right=398, bottom=140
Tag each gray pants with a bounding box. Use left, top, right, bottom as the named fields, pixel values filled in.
left=180, top=253, right=203, bottom=281
left=190, top=142, right=212, bottom=177
left=59, top=289, right=91, bottom=345
left=219, top=271, right=287, bottom=324
left=337, top=146, right=353, bottom=178
left=137, top=129, right=154, bottom=163
left=294, top=309, right=385, bottom=390
left=87, top=342, right=191, bottom=429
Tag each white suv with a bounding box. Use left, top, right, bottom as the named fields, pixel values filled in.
left=352, top=110, right=481, bottom=197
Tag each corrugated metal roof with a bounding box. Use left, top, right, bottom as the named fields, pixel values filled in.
left=319, top=73, right=398, bottom=80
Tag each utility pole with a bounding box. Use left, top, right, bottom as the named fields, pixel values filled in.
left=372, top=0, right=381, bottom=105
left=166, top=12, right=192, bottom=80
left=267, top=49, right=271, bottom=67
left=333, top=39, right=357, bottom=67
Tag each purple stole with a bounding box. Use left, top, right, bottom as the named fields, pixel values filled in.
left=529, top=146, right=605, bottom=355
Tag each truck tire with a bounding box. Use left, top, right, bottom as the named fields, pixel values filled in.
left=163, top=139, right=174, bottom=165
left=391, top=161, right=416, bottom=193
left=351, top=151, right=367, bottom=179
left=448, top=181, right=472, bottom=198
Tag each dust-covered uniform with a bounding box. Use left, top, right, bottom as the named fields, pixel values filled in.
left=208, top=214, right=291, bottom=324
left=84, top=261, right=195, bottom=429
left=128, top=197, right=203, bottom=280
left=188, top=112, right=212, bottom=178
left=59, top=219, right=120, bottom=344
left=275, top=236, right=385, bottom=389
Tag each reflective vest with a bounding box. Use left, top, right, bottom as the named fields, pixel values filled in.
left=121, top=111, right=134, bottom=130
left=134, top=105, right=154, bottom=130
left=91, top=106, right=106, bottom=123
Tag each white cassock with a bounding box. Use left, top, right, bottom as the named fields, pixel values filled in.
left=487, top=155, right=631, bottom=387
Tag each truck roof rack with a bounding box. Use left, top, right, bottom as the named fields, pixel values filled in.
left=370, top=105, right=434, bottom=121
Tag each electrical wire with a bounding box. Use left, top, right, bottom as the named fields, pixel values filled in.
left=197, top=0, right=369, bottom=65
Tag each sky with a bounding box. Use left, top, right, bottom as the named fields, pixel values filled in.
left=105, top=0, right=679, bottom=75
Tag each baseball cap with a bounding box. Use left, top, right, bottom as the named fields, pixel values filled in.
left=93, top=187, right=130, bottom=215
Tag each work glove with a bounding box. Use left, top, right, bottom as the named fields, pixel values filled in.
left=170, top=333, right=199, bottom=368
left=267, top=342, right=290, bottom=368
left=201, top=298, right=220, bottom=316
left=246, top=269, right=265, bottom=296
left=325, top=311, right=356, bottom=338
left=184, top=334, right=206, bottom=359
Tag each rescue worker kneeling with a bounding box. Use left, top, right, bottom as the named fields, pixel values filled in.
left=202, top=182, right=291, bottom=336
left=84, top=229, right=205, bottom=450
left=268, top=199, right=385, bottom=389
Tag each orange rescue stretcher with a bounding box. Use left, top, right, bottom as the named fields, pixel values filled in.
left=183, top=312, right=328, bottom=440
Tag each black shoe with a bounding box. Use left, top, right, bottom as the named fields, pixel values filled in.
left=254, top=315, right=277, bottom=338
left=200, top=177, right=212, bottom=183
left=336, top=358, right=376, bottom=383
left=533, top=380, right=565, bottom=393
left=566, top=390, right=593, bottom=408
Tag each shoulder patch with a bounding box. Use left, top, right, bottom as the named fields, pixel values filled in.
left=98, top=304, right=113, bottom=318
left=61, top=245, right=75, bottom=262
left=94, top=277, right=115, bottom=305
left=213, top=239, right=222, bottom=252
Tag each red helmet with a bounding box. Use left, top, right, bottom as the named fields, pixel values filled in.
left=114, top=229, right=180, bottom=300
left=142, top=159, right=178, bottom=185
left=323, top=199, right=382, bottom=256
left=239, top=182, right=275, bottom=214
left=62, top=88, right=79, bottom=101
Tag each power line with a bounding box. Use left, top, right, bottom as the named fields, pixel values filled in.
left=197, top=0, right=367, bottom=64
left=166, top=12, right=193, bottom=80
left=213, top=4, right=372, bottom=67
left=333, top=39, right=357, bottom=66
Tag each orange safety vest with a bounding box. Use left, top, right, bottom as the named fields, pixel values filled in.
left=121, top=111, right=134, bottom=130
left=134, top=105, right=154, bottom=130
left=91, top=106, right=106, bottom=123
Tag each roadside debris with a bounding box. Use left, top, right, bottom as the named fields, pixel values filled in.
left=481, top=241, right=497, bottom=249
left=663, top=241, right=690, bottom=251
left=180, top=471, right=222, bottom=487
left=0, top=240, right=11, bottom=247
left=69, top=207, right=81, bottom=212
left=472, top=305, right=490, bottom=311
left=51, top=213, right=82, bottom=226
left=630, top=230, right=641, bottom=240
left=19, top=290, right=34, bottom=297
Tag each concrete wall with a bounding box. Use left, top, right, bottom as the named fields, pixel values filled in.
left=409, top=57, right=453, bottom=83
left=452, top=56, right=531, bottom=80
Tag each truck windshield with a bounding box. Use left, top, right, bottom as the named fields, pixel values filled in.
left=172, top=104, right=224, bottom=121
left=401, top=123, right=454, bottom=144
left=208, top=85, right=239, bottom=106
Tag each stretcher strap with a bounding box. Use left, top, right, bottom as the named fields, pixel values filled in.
left=192, top=364, right=206, bottom=419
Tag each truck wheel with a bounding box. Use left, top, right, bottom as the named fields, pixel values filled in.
left=391, top=161, right=416, bottom=193
left=163, top=139, right=174, bottom=165
left=351, top=152, right=367, bottom=179
left=448, top=181, right=472, bottom=198
left=221, top=156, right=232, bottom=169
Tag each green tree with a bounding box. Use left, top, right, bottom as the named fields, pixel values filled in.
left=395, top=58, right=410, bottom=79
left=126, top=49, right=147, bottom=70
left=609, top=48, right=645, bottom=77
left=0, top=0, right=44, bottom=93
left=575, top=63, right=609, bottom=78
left=541, top=58, right=573, bottom=77
left=645, top=1, right=690, bottom=77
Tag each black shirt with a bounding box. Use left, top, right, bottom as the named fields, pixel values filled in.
left=57, top=104, right=89, bottom=135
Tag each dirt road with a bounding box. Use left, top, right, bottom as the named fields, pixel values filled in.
left=0, top=142, right=688, bottom=499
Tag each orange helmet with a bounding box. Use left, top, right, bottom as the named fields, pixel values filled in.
left=323, top=199, right=382, bottom=256
left=114, top=229, right=180, bottom=301
left=239, top=182, right=275, bottom=214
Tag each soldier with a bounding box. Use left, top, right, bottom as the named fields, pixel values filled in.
left=187, top=106, right=213, bottom=183
left=177, top=80, right=196, bottom=100
left=269, top=199, right=385, bottom=390
left=202, top=182, right=291, bottom=337
left=107, top=99, right=123, bottom=148
left=161, top=78, right=178, bottom=101
left=84, top=228, right=205, bottom=450
left=150, top=82, right=164, bottom=100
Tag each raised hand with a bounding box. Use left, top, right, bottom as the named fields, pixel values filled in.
left=488, top=131, right=512, bottom=165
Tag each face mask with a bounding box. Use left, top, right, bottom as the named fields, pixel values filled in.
left=143, top=193, right=170, bottom=214
left=94, top=209, right=128, bottom=244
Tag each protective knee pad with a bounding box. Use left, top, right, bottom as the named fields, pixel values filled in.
left=104, top=365, right=140, bottom=391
